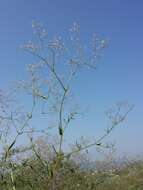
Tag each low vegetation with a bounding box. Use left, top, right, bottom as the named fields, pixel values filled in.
left=0, top=153, right=143, bottom=190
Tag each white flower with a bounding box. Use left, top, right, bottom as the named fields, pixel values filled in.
left=69, top=22, right=80, bottom=33
left=22, top=41, right=40, bottom=52
left=48, top=36, right=65, bottom=53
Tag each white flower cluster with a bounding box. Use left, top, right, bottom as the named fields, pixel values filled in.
left=32, top=20, right=48, bottom=39
left=48, top=36, right=65, bottom=54
left=27, top=63, right=42, bottom=73
left=92, top=33, right=107, bottom=59
left=21, top=41, right=40, bottom=52
left=69, top=22, right=80, bottom=33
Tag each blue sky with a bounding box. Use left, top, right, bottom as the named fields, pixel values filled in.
left=0, top=0, right=143, bottom=157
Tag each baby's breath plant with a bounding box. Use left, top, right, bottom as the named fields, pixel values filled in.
left=0, top=22, right=133, bottom=190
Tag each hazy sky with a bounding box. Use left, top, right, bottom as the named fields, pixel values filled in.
left=0, top=0, right=143, bottom=157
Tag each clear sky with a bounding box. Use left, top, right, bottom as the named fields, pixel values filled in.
left=0, top=0, right=143, bottom=157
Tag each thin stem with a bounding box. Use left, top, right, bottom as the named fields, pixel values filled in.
left=59, top=88, right=68, bottom=153
left=27, top=51, right=66, bottom=91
